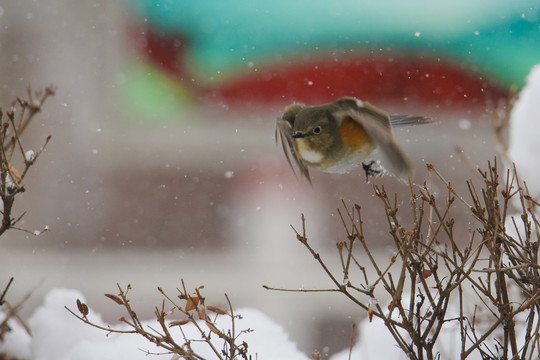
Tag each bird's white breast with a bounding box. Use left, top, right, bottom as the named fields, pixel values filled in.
left=295, top=139, right=324, bottom=164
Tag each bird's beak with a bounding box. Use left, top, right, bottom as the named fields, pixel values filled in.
left=292, top=132, right=305, bottom=139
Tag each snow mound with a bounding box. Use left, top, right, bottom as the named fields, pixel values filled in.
left=508, top=63, right=540, bottom=198
left=2, top=288, right=308, bottom=360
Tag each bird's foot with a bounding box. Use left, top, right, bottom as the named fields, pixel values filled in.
left=362, top=161, right=382, bottom=183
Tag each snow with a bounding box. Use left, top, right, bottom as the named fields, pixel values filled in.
left=458, top=118, right=472, bottom=130
left=329, top=316, right=407, bottom=360
left=25, top=150, right=35, bottom=162
left=508, top=63, right=540, bottom=198
left=505, top=63, right=540, bottom=241
left=330, top=307, right=537, bottom=360
left=0, top=312, right=31, bottom=359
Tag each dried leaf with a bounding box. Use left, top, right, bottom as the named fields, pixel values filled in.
left=76, top=299, right=88, bottom=316
left=8, top=162, right=22, bottom=182
left=206, top=305, right=228, bottom=315
left=104, top=293, right=124, bottom=305
left=422, top=269, right=433, bottom=279
left=402, top=317, right=407, bottom=327
left=368, top=308, right=374, bottom=322
left=185, top=296, right=200, bottom=312
left=416, top=269, right=433, bottom=283
left=169, top=319, right=191, bottom=327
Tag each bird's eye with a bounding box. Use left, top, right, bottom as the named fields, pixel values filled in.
left=313, top=126, right=321, bottom=134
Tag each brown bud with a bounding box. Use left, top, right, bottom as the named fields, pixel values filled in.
left=76, top=299, right=89, bottom=316
left=104, top=293, right=124, bottom=305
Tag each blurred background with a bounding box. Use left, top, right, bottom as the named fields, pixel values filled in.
left=1, top=0, right=539, bottom=356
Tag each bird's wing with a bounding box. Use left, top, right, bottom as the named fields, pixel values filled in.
left=275, top=119, right=312, bottom=184
left=389, top=114, right=431, bottom=127
left=335, top=102, right=413, bottom=180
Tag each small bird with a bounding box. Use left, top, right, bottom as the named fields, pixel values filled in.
left=276, top=97, right=430, bottom=183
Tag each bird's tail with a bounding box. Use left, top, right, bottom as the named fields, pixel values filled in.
left=390, top=114, right=431, bottom=127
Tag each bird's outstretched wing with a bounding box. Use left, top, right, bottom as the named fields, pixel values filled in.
left=275, top=118, right=312, bottom=184
left=334, top=100, right=413, bottom=180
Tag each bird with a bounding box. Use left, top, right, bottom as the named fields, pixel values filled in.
left=276, top=96, right=430, bottom=184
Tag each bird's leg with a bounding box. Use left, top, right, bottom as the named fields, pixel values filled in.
left=362, top=161, right=381, bottom=183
